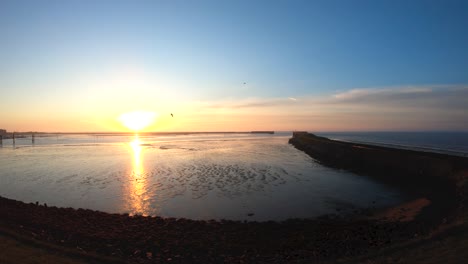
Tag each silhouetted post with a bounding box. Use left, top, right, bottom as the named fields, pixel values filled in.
left=12, top=132, right=15, bottom=146
left=0, top=135, right=3, bottom=146
left=32, top=133, right=35, bottom=144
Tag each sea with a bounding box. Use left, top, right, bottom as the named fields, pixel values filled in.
left=1, top=131, right=465, bottom=221
left=316, top=131, right=468, bottom=157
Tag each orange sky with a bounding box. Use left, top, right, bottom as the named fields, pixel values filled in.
left=2, top=85, right=467, bottom=132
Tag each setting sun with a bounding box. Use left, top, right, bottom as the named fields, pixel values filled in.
left=118, top=111, right=157, bottom=131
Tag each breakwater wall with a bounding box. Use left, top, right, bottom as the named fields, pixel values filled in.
left=289, top=132, right=468, bottom=214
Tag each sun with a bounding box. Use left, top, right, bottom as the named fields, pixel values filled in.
left=118, top=111, right=157, bottom=131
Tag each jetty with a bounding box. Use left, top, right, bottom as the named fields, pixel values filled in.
left=289, top=132, right=468, bottom=222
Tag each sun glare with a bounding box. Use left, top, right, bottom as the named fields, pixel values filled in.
left=118, top=111, right=157, bottom=131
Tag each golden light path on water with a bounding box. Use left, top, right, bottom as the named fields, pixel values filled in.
left=128, top=135, right=149, bottom=215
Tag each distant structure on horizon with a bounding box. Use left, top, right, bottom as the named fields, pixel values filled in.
left=251, top=131, right=274, bottom=134
left=0, top=129, right=6, bottom=135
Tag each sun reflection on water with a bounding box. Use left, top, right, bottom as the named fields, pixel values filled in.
left=128, top=135, right=149, bottom=215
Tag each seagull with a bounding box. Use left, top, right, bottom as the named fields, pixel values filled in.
left=243, top=82, right=247, bottom=85
left=171, top=113, right=173, bottom=117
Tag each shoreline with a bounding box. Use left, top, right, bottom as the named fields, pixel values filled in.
left=0, top=195, right=426, bottom=263
left=1, top=133, right=467, bottom=263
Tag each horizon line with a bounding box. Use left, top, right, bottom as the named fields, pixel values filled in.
left=2, top=130, right=468, bottom=134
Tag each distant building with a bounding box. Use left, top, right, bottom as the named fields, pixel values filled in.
left=0, top=129, right=6, bottom=135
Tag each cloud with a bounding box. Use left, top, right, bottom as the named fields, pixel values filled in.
left=203, top=97, right=297, bottom=109
left=330, top=85, right=468, bottom=110
left=333, top=87, right=431, bottom=101
left=190, top=84, right=468, bottom=131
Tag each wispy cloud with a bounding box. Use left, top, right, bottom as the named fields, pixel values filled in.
left=333, top=86, right=432, bottom=101
left=188, top=85, right=468, bottom=131
left=203, top=97, right=297, bottom=109
left=330, top=85, right=468, bottom=110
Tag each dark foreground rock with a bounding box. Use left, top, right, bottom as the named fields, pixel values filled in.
left=1, top=195, right=427, bottom=264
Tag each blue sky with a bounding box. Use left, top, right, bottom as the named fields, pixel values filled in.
left=1, top=0, right=467, bottom=132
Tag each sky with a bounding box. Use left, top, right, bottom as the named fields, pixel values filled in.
left=1, top=0, right=467, bottom=132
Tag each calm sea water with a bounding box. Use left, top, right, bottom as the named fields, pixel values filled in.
left=316, top=131, right=468, bottom=157
left=0, top=132, right=403, bottom=221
